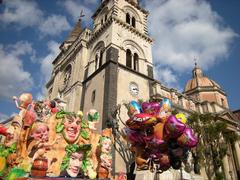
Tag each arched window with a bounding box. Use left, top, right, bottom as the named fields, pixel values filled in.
left=91, top=90, right=96, bottom=104
left=99, top=50, right=103, bottom=67
left=133, top=53, right=139, bottom=71
left=95, top=54, right=98, bottom=70
left=105, top=14, right=107, bottom=22
left=126, top=49, right=132, bottom=68
left=132, top=17, right=136, bottom=28
left=64, top=65, right=72, bottom=84
left=126, top=13, right=131, bottom=24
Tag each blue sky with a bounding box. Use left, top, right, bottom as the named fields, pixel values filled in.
left=0, top=0, right=239, bottom=121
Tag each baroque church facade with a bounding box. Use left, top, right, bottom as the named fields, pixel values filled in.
left=46, top=0, right=240, bottom=179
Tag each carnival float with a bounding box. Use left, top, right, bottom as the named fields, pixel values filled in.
left=0, top=93, right=113, bottom=179
left=0, top=93, right=198, bottom=179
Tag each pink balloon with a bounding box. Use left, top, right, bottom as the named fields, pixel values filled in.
left=122, top=127, right=144, bottom=144
left=165, top=115, right=186, bottom=138
left=177, top=127, right=198, bottom=148
left=141, top=102, right=161, bottom=116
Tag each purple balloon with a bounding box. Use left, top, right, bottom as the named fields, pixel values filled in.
left=165, top=115, right=186, bottom=138
left=177, top=127, right=198, bottom=148
left=141, top=102, right=161, bottom=116
left=122, top=127, right=149, bottom=145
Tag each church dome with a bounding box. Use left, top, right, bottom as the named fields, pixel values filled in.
left=184, top=65, right=221, bottom=92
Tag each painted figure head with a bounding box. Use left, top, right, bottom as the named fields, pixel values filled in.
left=67, top=151, right=84, bottom=177
left=4, top=116, right=22, bottom=147
left=61, top=144, right=91, bottom=178
left=56, top=111, right=82, bottom=144
left=18, top=93, right=33, bottom=109
left=63, top=115, right=81, bottom=143
left=30, top=122, right=49, bottom=143
left=100, top=137, right=112, bottom=154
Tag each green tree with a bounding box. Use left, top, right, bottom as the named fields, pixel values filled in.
left=188, top=113, right=239, bottom=180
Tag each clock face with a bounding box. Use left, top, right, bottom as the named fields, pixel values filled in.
left=129, top=82, right=139, bottom=96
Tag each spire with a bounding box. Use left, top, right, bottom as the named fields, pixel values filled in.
left=65, top=11, right=84, bottom=43
left=194, top=58, right=197, bottom=68
left=192, top=58, right=203, bottom=78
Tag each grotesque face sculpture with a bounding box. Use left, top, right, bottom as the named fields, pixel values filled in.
left=4, top=118, right=22, bottom=147
left=63, top=115, right=81, bottom=143
left=30, top=123, right=49, bottom=143
left=66, top=151, right=84, bottom=177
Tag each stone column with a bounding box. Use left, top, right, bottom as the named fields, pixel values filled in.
left=131, top=54, right=134, bottom=69
left=234, top=141, right=240, bottom=178
left=223, top=155, right=231, bottom=180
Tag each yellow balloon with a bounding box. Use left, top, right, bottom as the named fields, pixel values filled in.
left=176, top=113, right=187, bottom=124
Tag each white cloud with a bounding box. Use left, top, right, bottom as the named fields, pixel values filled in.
left=0, top=0, right=43, bottom=27
left=6, top=41, right=35, bottom=57
left=37, top=41, right=60, bottom=99
left=39, top=15, right=71, bottom=36
left=0, top=113, right=9, bottom=123
left=61, top=0, right=95, bottom=26
left=0, top=41, right=34, bottom=99
left=144, top=0, right=237, bottom=85
left=83, top=0, right=98, bottom=5
left=40, top=41, right=60, bottom=83
left=0, top=0, right=71, bottom=36
left=154, top=66, right=180, bottom=90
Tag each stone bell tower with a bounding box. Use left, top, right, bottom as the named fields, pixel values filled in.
left=46, top=0, right=154, bottom=136
left=81, top=0, right=154, bottom=174
left=47, top=0, right=154, bottom=174
left=80, top=0, right=154, bottom=128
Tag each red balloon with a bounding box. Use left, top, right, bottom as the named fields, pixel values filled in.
left=126, top=113, right=158, bottom=129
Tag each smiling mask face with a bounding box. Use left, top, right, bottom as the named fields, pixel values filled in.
left=63, top=115, right=81, bottom=143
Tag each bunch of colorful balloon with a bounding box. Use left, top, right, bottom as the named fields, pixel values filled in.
left=121, top=98, right=198, bottom=172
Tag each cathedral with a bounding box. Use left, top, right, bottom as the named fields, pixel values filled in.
left=46, top=0, right=240, bottom=179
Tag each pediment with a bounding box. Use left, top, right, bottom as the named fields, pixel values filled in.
left=218, top=110, right=237, bottom=121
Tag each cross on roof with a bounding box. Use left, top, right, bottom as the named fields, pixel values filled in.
left=194, top=58, right=198, bottom=67
left=79, top=10, right=85, bottom=21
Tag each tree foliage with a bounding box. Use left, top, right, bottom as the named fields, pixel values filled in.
left=188, top=112, right=239, bottom=180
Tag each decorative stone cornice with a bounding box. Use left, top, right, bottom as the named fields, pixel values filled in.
left=92, top=0, right=110, bottom=19
left=88, top=17, right=113, bottom=45
left=52, top=28, right=91, bottom=65
left=88, top=16, right=153, bottom=46
left=92, top=0, right=149, bottom=19
left=112, top=17, right=153, bottom=42
left=62, top=81, right=82, bottom=95
left=184, top=86, right=227, bottom=96
left=124, top=0, right=149, bottom=16
left=46, top=77, right=54, bottom=88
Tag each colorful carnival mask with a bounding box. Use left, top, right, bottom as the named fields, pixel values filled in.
left=56, top=111, right=82, bottom=144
